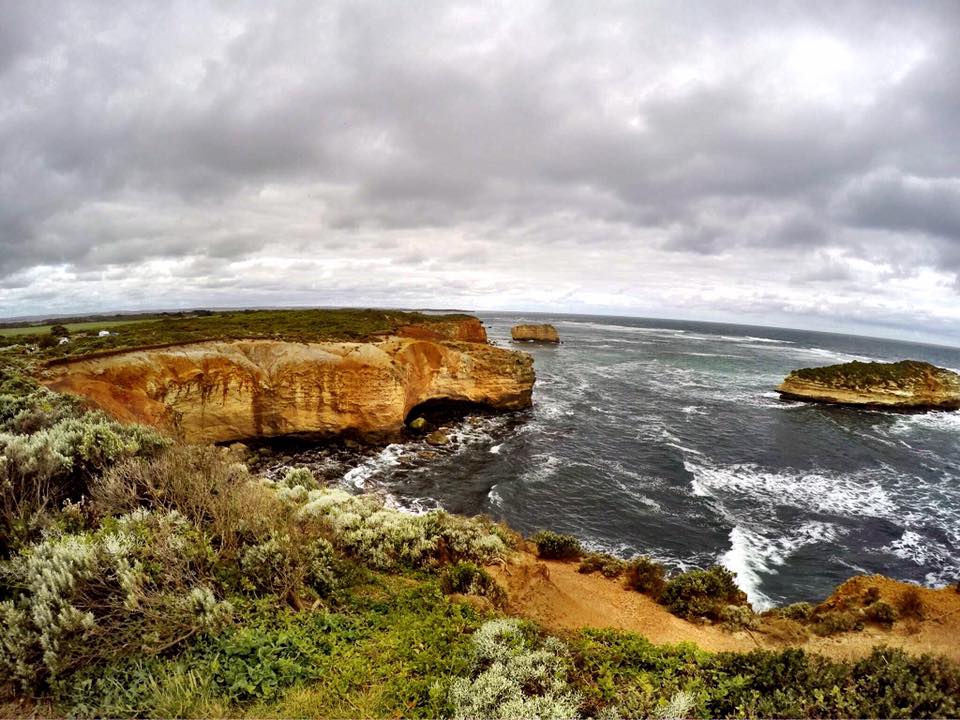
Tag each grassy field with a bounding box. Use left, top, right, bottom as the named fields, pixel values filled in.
left=0, top=308, right=472, bottom=360
left=0, top=318, right=158, bottom=338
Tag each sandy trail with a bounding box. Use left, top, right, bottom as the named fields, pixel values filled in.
left=490, top=552, right=960, bottom=662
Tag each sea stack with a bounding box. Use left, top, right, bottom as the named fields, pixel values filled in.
left=511, top=323, right=560, bottom=343
left=778, top=360, right=960, bottom=410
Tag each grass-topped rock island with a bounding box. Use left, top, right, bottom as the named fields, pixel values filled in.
left=2, top=310, right=960, bottom=718
left=778, top=360, right=960, bottom=410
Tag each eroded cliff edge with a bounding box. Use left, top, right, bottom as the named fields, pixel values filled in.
left=778, top=360, right=960, bottom=410
left=39, top=333, right=535, bottom=443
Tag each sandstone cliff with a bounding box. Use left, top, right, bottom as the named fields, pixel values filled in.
left=511, top=324, right=560, bottom=343
left=40, top=335, right=534, bottom=443
left=778, top=360, right=960, bottom=410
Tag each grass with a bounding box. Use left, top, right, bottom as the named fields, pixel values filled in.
left=0, top=308, right=473, bottom=361
left=0, top=319, right=156, bottom=338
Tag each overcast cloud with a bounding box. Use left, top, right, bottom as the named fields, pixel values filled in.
left=2, top=1, right=960, bottom=343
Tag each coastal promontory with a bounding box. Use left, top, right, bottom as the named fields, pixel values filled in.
left=511, top=323, right=560, bottom=343
left=778, top=360, right=960, bottom=410
left=35, top=310, right=535, bottom=443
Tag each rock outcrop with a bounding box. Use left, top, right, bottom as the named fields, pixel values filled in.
left=778, top=360, right=960, bottom=410
left=511, top=324, right=560, bottom=343
left=40, top=335, right=534, bottom=443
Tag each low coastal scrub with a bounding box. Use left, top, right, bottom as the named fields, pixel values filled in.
left=570, top=630, right=960, bottom=718
left=0, top=373, right=169, bottom=555
left=448, top=619, right=580, bottom=720
left=441, top=562, right=507, bottom=607
left=579, top=553, right=627, bottom=579
left=624, top=556, right=668, bottom=597
left=659, top=565, right=749, bottom=621
left=531, top=530, right=582, bottom=560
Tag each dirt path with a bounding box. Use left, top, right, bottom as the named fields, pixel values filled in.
left=489, top=552, right=960, bottom=662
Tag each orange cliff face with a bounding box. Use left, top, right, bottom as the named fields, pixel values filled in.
left=39, top=333, right=535, bottom=444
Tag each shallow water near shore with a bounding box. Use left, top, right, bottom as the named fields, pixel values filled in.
left=266, top=313, right=960, bottom=609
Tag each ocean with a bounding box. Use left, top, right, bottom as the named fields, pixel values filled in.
left=265, top=313, right=960, bottom=609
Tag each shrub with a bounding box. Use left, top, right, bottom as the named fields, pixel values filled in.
left=531, top=530, right=582, bottom=560
left=92, top=444, right=280, bottom=555
left=296, top=488, right=506, bottom=570
left=441, top=562, right=506, bottom=607
left=570, top=629, right=960, bottom=719
left=761, top=616, right=810, bottom=644
left=719, top=603, right=760, bottom=631
left=448, top=619, right=580, bottom=720
left=625, top=556, right=668, bottom=597
left=0, top=377, right=82, bottom=435
left=864, top=600, right=897, bottom=626
left=240, top=534, right=337, bottom=603
left=897, top=586, right=925, bottom=620
left=659, top=566, right=748, bottom=620
left=0, top=510, right=230, bottom=692
left=774, top=601, right=814, bottom=621
left=812, top=609, right=864, bottom=636
left=579, top=553, right=627, bottom=578
left=0, top=412, right=168, bottom=555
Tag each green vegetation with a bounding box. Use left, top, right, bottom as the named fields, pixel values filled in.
left=578, top=552, right=627, bottom=578
left=441, top=562, right=507, bottom=607
left=531, top=530, right=583, bottom=560
left=570, top=630, right=960, bottom=718
left=624, top=556, right=668, bottom=597
left=659, top=566, right=749, bottom=621
left=2, top=365, right=960, bottom=718
left=0, top=308, right=473, bottom=361
left=791, top=360, right=947, bottom=389
left=0, top=318, right=154, bottom=338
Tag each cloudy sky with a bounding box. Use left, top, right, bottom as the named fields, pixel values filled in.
left=2, top=1, right=960, bottom=343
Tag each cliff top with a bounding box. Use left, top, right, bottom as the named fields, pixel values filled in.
left=0, top=308, right=476, bottom=363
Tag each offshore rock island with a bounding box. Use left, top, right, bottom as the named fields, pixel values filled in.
left=778, top=359, right=960, bottom=410
left=511, top=323, right=560, bottom=343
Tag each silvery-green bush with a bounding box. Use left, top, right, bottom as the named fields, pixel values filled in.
left=240, top=532, right=337, bottom=599
left=0, top=509, right=230, bottom=692
left=293, top=487, right=506, bottom=570
left=448, top=619, right=580, bottom=720
left=0, top=411, right=169, bottom=553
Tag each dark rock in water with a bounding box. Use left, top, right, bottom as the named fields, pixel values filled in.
left=425, top=430, right=450, bottom=446
left=778, top=360, right=960, bottom=410
left=511, top=324, right=560, bottom=343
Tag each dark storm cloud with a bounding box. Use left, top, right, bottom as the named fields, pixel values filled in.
left=1, top=0, right=959, bottom=339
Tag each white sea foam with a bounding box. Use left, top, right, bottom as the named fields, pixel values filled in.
left=679, top=351, right=746, bottom=358
left=884, top=530, right=951, bottom=566
left=342, top=444, right=408, bottom=489
left=716, top=335, right=791, bottom=345
left=521, top=453, right=562, bottom=485
left=887, top=412, right=960, bottom=436
left=681, top=405, right=708, bottom=415
left=721, top=522, right=839, bottom=610
left=685, top=460, right=897, bottom=518
left=560, top=320, right=688, bottom=337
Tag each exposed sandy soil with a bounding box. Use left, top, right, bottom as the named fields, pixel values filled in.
left=489, top=551, right=960, bottom=662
